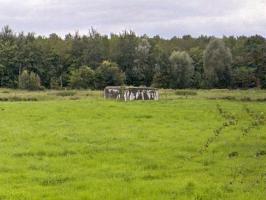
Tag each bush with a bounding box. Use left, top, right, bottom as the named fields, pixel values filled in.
left=55, top=91, right=76, bottom=97
left=1, top=90, right=10, bottom=93
left=219, top=96, right=237, bottom=101
left=260, top=75, right=266, bottom=89
left=50, top=77, right=61, bottom=89
left=18, top=70, right=41, bottom=90
left=95, top=61, right=125, bottom=89
left=175, top=90, right=197, bottom=96
left=0, top=96, right=38, bottom=102
left=231, top=66, right=256, bottom=88
left=69, top=66, right=95, bottom=89
left=240, top=97, right=252, bottom=102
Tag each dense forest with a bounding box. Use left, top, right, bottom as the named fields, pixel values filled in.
left=0, top=25, right=265, bottom=90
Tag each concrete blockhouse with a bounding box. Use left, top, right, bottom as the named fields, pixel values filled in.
left=104, top=86, right=159, bottom=101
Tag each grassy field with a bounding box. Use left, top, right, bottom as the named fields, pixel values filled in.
left=0, top=89, right=265, bottom=199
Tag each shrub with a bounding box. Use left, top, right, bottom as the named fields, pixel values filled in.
left=69, top=66, right=95, bottom=89
left=95, top=61, right=125, bottom=89
left=256, top=150, right=266, bottom=157
left=240, top=97, right=252, bottom=102
left=69, top=96, right=80, bottom=100
left=256, top=98, right=266, bottom=102
left=261, top=75, right=266, bottom=89
left=1, top=90, right=10, bottom=93
left=175, top=90, right=197, bottom=96
left=219, top=96, right=236, bottom=101
left=0, top=96, right=38, bottom=101
left=231, top=66, right=256, bottom=88
left=18, top=70, right=41, bottom=90
left=55, top=91, right=76, bottom=97
left=228, top=152, right=239, bottom=158
left=50, top=77, right=61, bottom=89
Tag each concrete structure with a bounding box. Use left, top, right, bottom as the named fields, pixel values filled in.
left=104, top=86, right=159, bottom=101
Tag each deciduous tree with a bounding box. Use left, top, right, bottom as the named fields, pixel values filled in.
left=169, top=51, right=194, bottom=88
left=203, top=39, right=232, bottom=88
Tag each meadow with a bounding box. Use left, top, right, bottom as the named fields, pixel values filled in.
left=0, top=89, right=265, bottom=200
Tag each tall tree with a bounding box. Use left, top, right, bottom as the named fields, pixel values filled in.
left=169, top=51, right=194, bottom=88
left=244, top=35, right=266, bottom=87
left=152, top=44, right=171, bottom=88
left=133, top=38, right=153, bottom=86
left=0, top=26, right=18, bottom=87
left=203, top=39, right=232, bottom=88
left=0, top=25, right=265, bottom=90
left=110, top=31, right=138, bottom=85
left=81, top=28, right=109, bottom=69
left=189, top=47, right=204, bottom=88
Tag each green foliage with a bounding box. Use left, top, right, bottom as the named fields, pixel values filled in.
left=203, top=39, right=233, bottom=88
left=152, top=45, right=171, bottom=88
left=169, top=51, right=194, bottom=88
left=0, top=26, right=266, bottom=89
left=244, top=36, right=266, bottom=87
left=18, top=70, right=41, bottom=90
left=261, top=75, right=266, bottom=89
left=50, top=77, right=61, bottom=89
left=0, top=26, right=18, bottom=88
left=0, top=96, right=38, bottom=101
left=232, top=66, right=256, bottom=88
left=0, top=63, right=5, bottom=86
left=81, top=28, right=109, bottom=69
left=175, top=90, right=197, bottom=96
left=69, top=66, right=95, bottom=89
left=95, top=61, right=125, bottom=89
left=133, top=38, right=154, bottom=86
left=55, top=91, right=76, bottom=97
left=110, top=31, right=138, bottom=85
left=189, top=47, right=204, bottom=88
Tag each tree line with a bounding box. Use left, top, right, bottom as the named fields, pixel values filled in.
left=0, top=26, right=265, bottom=90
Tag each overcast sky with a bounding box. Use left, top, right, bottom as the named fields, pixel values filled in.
left=0, top=0, right=265, bottom=38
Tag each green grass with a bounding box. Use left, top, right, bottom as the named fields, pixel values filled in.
left=0, top=89, right=265, bottom=199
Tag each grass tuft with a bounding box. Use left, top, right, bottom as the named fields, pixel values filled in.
left=54, top=91, right=76, bottom=97
left=175, top=90, right=197, bottom=96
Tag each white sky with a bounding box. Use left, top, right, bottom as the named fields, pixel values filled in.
left=0, top=0, right=265, bottom=38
